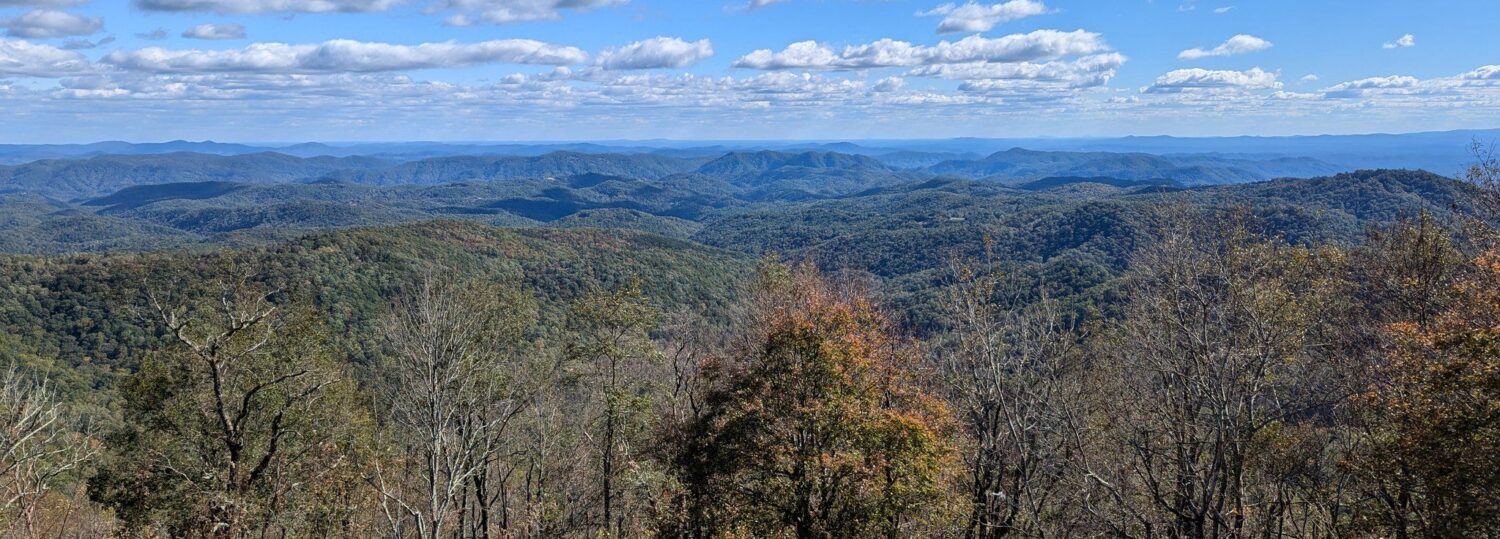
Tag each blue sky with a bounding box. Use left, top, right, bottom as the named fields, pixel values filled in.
left=0, top=0, right=1496, bottom=142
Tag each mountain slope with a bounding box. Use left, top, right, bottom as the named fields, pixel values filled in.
left=925, top=148, right=1344, bottom=185
left=325, top=151, right=701, bottom=186
left=0, top=153, right=391, bottom=200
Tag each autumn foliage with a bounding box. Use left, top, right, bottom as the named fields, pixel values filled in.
left=670, top=263, right=955, bottom=538
left=1350, top=250, right=1500, bottom=537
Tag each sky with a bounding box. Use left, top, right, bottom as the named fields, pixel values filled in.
left=0, top=0, right=1497, bottom=143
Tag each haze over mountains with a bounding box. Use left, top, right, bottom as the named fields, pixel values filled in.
left=0, top=129, right=1487, bottom=258
left=5, top=130, right=1477, bottom=201
left=2, top=128, right=1489, bottom=170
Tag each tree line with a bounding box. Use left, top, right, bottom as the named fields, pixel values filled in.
left=2, top=152, right=1498, bottom=538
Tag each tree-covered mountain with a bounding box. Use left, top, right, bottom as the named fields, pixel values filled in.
left=0, top=165, right=1475, bottom=262
left=0, top=220, right=754, bottom=377
left=4, top=129, right=1489, bottom=171
left=3, top=152, right=1495, bottom=538
left=0, top=192, right=202, bottom=253
left=923, top=148, right=1344, bottom=185
left=693, top=169, right=1479, bottom=326
left=0, top=152, right=391, bottom=200
left=0, top=146, right=1364, bottom=202
left=322, top=151, right=704, bottom=186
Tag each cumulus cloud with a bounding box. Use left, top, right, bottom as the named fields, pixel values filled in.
left=735, top=29, right=1109, bottom=70
left=1177, top=34, right=1271, bottom=60
left=182, top=23, right=247, bottom=40
left=744, top=0, right=788, bottom=9
left=12, top=59, right=1500, bottom=141
left=873, top=76, right=904, bottom=92
left=1300, top=73, right=1318, bottom=82
left=596, top=37, right=712, bottom=70
left=1213, top=6, right=1232, bottom=13
left=436, top=0, right=627, bottom=25
left=918, top=0, right=1049, bottom=34
left=1322, top=75, right=1418, bottom=97
left=1145, top=67, right=1280, bottom=93
left=1383, top=34, right=1415, bottom=49
left=733, top=41, right=839, bottom=70
left=134, top=0, right=400, bottom=13
left=102, top=39, right=588, bottom=74
left=908, top=52, right=1125, bottom=88
left=0, top=37, right=92, bottom=76
left=1463, top=65, right=1500, bottom=81
left=0, top=10, right=102, bottom=38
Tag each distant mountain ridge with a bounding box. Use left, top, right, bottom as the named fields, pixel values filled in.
left=322, top=151, right=702, bottom=186
left=0, top=152, right=390, bottom=201
left=924, top=148, right=1344, bottom=186
left=0, top=147, right=1357, bottom=201
left=3, top=128, right=1490, bottom=171
left=0, top=166, right=1473, bottom=256
left=695, top=150, right=888, bottom=178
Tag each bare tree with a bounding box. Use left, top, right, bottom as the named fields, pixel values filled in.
left=0, top=366, right=93, bottom=538
left=372, top=276, right=541, bottom=539
left=1082, top=213, right=1349, bottom=539
left=938, top=261, right=1088, bottom=539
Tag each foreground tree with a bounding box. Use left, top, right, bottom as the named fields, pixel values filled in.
left=370, top=277, right=543, bottom=539
left=1085, top=214, right=1351, bottom=538
left=1342, top=209, right=1500, bottom=537
left=937, top=261, right=1087, bottom=539
left=90, top=277, right=369, bottom=538
left=0, top=365, right=94, bottom=538
left=1344, top=251, right=1500, bottom=537
left=566, top=281, right=663, bottom=538
left=676, top=263, right=955, bottom=538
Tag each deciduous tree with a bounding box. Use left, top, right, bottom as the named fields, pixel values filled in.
left=677, top=263, right=955, bottom=538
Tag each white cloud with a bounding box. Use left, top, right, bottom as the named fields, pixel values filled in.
left=12, top=60, right=1500, bottom=141
left=182, top=23, right=247, bottom=40
left=873, top=76, right=904, bottom=92
left=102, top=39, right=588, bottom=74
left=136, top=28, right=169, bottom=40
left=744, top=0, right=787, bottom=9
left=133, top=0, right=400, bottom=13
left=596, top=37, right=712, bottom=70
left=734, top=29, right=1110, bottom=70
left=0, top=37, right=91, bottom=77
left=1177, top=34, right=1271, bottom=60
left=436, top=0, right=627, bottom=25
left=1383, top=33, right=1415, bottom=49
left=732, top=40, right=838, bottom=70
left=0, top=10, right=102, bottom=39
left=907, top=52, right=1125, bottom=88
left=1145, top=67, right=1280, bottom=93
left=1322, top=75, right=1418, bottom=97
left=1463, top=65, right=1500, bottom=81
left=1270, top=90, right=1318, bottom=100
left=1300, top=73, right=1318, bottom=82
left=1213, top=6, right=1232, bottom=13
left=918, top=0, right=1049, bottom=34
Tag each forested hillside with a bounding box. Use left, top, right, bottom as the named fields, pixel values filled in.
left=0, top=144, right=1495, bottom=538
left=0, top=147, right=1363, bottom=202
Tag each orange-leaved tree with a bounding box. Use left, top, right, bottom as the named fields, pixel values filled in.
left=672, top=262, right=956, bottom=538
left=1350, top=249, right=1500, bottom=538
